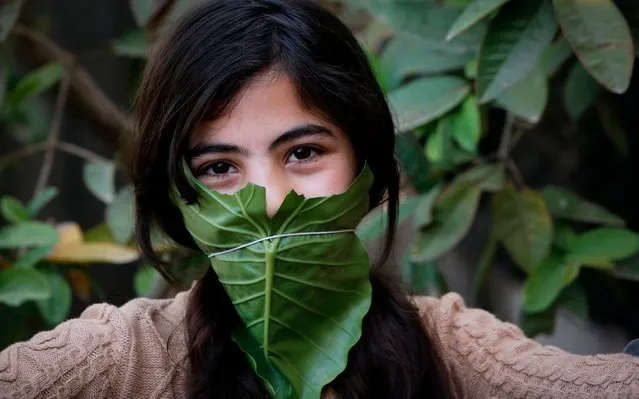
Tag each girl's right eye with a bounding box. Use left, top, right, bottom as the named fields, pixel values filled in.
left=200, top=161, right=237, bottom=177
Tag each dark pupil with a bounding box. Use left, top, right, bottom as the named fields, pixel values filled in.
left=210, top=162, right=230, bottom=174
left=294, top=147, right=312, bottom=159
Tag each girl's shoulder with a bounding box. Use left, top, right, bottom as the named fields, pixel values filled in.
left=0, top=291, right=191, bottom=399
left=411, top=292, right=639, bottom=398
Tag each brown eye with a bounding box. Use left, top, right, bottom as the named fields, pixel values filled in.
left=205, top=161, right=233, bottom=175
left=293, top=147, right=313, bottom=160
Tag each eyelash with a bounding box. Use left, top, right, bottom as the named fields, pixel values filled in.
left=196, top=145, right=325, bottom=178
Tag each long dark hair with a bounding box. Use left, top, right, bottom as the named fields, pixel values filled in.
left=130, top=1, right=452, bottom=398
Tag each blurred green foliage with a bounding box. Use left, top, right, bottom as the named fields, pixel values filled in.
left=0, top=0, right=639, bottom=349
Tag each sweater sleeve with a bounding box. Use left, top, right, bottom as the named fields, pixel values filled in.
left=0, top=302, right=130, bottom=399
left=415, top=293, right=639, bottom=398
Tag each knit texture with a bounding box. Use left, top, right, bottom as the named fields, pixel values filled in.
left=1, top=290, right=638, bottom=398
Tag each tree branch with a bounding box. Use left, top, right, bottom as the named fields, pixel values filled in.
left=11, top=24, right=134, bottom=147
left=57, top=140, right=111, bottom=164
left=0, top=142, right=48, bottom=163
left=34, top=71, right=72, bottom=195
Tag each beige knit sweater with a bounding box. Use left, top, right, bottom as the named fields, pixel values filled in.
left=1, top=289, right=638, bottom=399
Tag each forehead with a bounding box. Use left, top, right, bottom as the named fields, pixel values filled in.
left=190, top=71, right=333, bottom=148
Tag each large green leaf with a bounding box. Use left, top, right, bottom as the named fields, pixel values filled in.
left=541, top=36, right=573, bottom=76
left=0, top=268, right=51, bottom=307
left=411, top=182, right=481, bottom=262
left=105, top=184, right=135, bottom=244
left=565, top=228, right=639, bottom=267
left=379, top=34, right=474, bottom=88
left=36, top=270, right=72, bottom=327
left=83, top=161, right=115, bottom=204
left=451, top=96, right=481, bottom=153
left=27, top=186, right=58, bottom=217
left=553, top=0, right=634, bottom=94
left=4, top=62, right=64, bottom=109
left=369, top=0, right=485, bottom=54
left=0, top=195, right=29, bottom=223
left=175, top=165, right=374, bottom=399
left=493, top=185, right=553, bottom=272
left=523, top=254, right=580, bottom=313
left=477, top=0, right=556, bottom=103
left=447, top=0, right=510, bottom=41
left=0, top=0, right=24, bottom=41
left=495, top=66, right=548, bottom=123
left=0, top=222, right=58, bottom=249
left=563, top=61, right=600, bottom=121
left=389, top=75, right=470, bottom=132
left=542, top=186, right=624, bottom=226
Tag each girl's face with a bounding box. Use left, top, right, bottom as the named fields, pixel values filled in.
left=188, top=71, right=358, bottom=217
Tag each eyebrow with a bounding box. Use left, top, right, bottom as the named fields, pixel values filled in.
left=187, top=123, right=333, bottom=160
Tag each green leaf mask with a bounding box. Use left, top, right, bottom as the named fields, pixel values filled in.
left=171, top=162, right=375, bottom=399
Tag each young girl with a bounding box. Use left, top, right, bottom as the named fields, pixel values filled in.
left=1, top=1, right=638, bottom=398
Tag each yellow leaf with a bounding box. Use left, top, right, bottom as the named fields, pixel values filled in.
left=48, top=242, right=138, bottom=264
left=55, top=222, right=83, bottom=246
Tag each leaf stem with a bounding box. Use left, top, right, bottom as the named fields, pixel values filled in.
left=34, top=70, right=72, bottom=196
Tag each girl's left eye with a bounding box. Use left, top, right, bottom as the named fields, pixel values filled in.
left=287, top=146, right=321, bottom=163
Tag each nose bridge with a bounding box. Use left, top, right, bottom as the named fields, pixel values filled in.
left=252, top=166, right=290, bottom=218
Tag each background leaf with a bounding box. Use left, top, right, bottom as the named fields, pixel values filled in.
left=523, top=254, right=580, bottom=313
left=0, top=0, right=24, bottom=41
left=35, top=270, right=71, bottom=327
left=477, top=0, right=556, bottom=102
left=565, top=228, right=639, bottom=266
left=14, top=245, right=54, bottom=269
left=456, top=163, right=505, bottom=192
left=105, top=184, right=135, bottom=244
left=130, top=0, right=167, bottom=27
left=111, top=29, right=149, bottom=58
left=27, top=187, right=58, bottom=217
left=0, top=222, right=58, bottom=249
left=389, top=75, right=470, bottom=132
left=541, top=36, right=573, bottom=76
left=542, top=186, right=624, bottom=226
left=380, top=34, right=474, bottom=89
left=0, top=195, right=29, bottom=223
left=4, top=62, right=64, bottom=109
left=412, top=182, right=481, bottom=262
left=493, top=185, right=553, bottom=272
left=553, top=0, right=634, bottom=93
left=496, top=67, right=548, bottom=123
left=451, top=96, right=481, bottom=152
left=563, top=62, right=600, bottom=121
left=0, top=268, right=50, bottom=307
left=134, top=264, right=161, bottom=297
left=83, top=161, right=115, bottom=204
left=356, top=195, right=421, bottom=241
left=447, top=0, right=510, bottom=41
